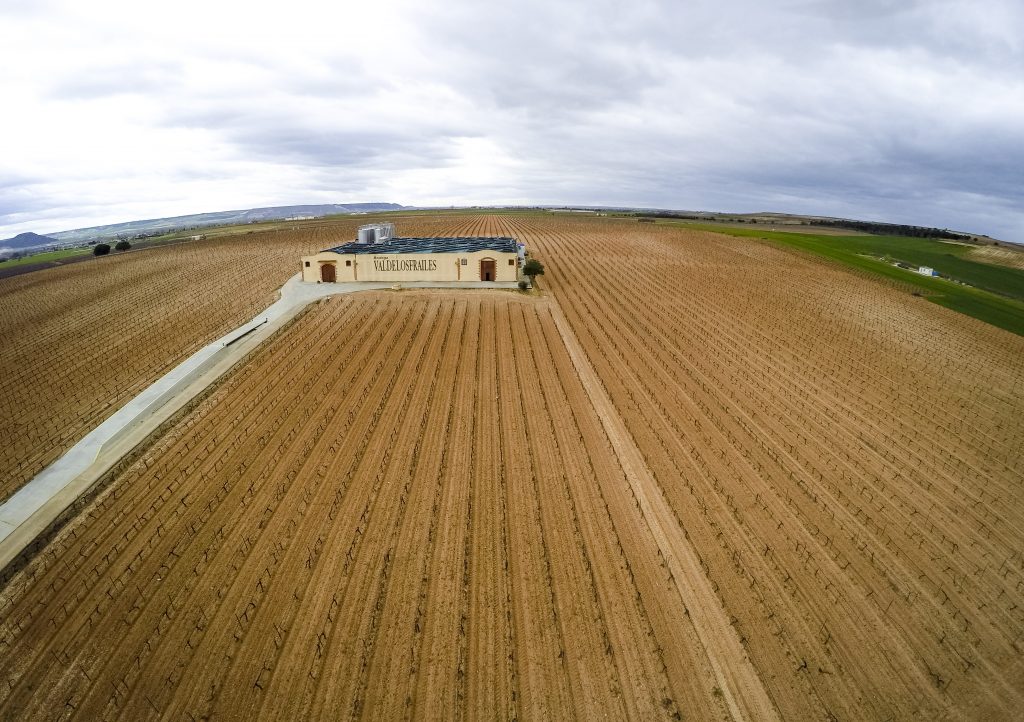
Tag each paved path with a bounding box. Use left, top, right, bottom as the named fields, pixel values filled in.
left=0, top=276, right=520, bottom=570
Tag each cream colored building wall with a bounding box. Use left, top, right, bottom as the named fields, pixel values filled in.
left=301, top=251, right=357, bottom=282
left=459, top=250, right=519, bottom=282
left=300, top=250, right=518, bottom=283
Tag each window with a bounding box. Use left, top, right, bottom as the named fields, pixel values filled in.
left=304, top=261, right=310, bottom=267
left=508, top=258, right=515, bottom=265
left=346, top=260, right=352, bottom=267
left=461, top=259, right=467, bottom=266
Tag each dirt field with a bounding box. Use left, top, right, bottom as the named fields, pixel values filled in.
left=500, top=214, right=1024, bottom=718
left=1, top=214, right=1023, bottom=718
left=0, top=289, right=721, bottom=719
left=967, top=244, right=1024, bottom=270
left=0, top=214, right=482, bottom=501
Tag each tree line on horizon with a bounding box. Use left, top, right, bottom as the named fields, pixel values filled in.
left=811, top=219, right=972, bottom=241
left=631, top=211, right=974, bottom=241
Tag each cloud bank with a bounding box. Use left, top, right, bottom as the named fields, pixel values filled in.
left=1, top=0, right=1022, bottom=240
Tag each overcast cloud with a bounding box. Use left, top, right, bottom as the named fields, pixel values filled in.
left=1, top=0, right=1022, bottom=240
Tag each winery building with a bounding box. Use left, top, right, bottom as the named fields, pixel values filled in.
left=301, top=223, right=521, bottom=284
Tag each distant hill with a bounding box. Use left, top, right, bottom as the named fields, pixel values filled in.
left=0, top=231, right=62, bottom=251
left=47, top=202, right=406, bottom=243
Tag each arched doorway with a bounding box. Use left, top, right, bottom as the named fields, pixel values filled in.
left=480, top=258, right=496, bottom=282
left=321, top=263, right=336, bottom=283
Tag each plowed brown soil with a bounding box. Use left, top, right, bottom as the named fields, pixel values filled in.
left=0, top=215, right=484, bottom=501
left=1, top=213, right=1023, bottom=719
left=498, top=214, right=1024, bottom=718
left=967, top=244, right=1024, bottom=270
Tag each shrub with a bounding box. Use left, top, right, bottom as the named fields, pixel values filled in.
left=114, top=240, right=131, bottom=251
left=518, top=279, right=528, bottom=291
left=93, top=243, right=111, bottom=256
left=523, top=258, right=545, bottom=280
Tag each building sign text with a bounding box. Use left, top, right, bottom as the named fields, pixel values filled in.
left=373, top=258, right=438, bottom=272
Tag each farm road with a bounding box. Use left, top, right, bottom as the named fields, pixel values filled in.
left=548, top=298, right=779, bottom=722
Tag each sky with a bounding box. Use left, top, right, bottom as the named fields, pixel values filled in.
left=1, top=0, right=1023, bottom=241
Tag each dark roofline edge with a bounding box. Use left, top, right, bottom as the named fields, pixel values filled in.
left=318, top=236, right=521, bottom=255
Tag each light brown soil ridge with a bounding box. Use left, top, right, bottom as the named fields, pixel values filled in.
left=549, top=297, right=779, bottom=721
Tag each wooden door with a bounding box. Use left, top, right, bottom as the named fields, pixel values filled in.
left=480, top=259, right=495, bottom=281
left=321, top=263, right=336, bottom=283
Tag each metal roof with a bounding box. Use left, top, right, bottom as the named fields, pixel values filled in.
left=322, top=236, right=518, bottom=255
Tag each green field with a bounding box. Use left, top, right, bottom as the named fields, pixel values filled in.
left=673, top=223, right=1024, bottom=337
left=0, top=247, right=92, bottom=268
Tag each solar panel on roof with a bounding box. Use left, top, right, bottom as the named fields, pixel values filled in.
left=321, top=236, right=519, bottom=255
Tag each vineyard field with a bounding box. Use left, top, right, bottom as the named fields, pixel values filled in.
left=0, top=214, right=485, bottom=501
left=1, top=213, right=1023, bottom=719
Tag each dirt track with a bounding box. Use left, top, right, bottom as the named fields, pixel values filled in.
left=500, top=214, right=1024, bottom=718
left=1, top=213, right=1023, bottom=718
left=549, top=299, right=777, bottom=721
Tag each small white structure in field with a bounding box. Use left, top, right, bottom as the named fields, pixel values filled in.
left=917, top=266, right=937, bottom=276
